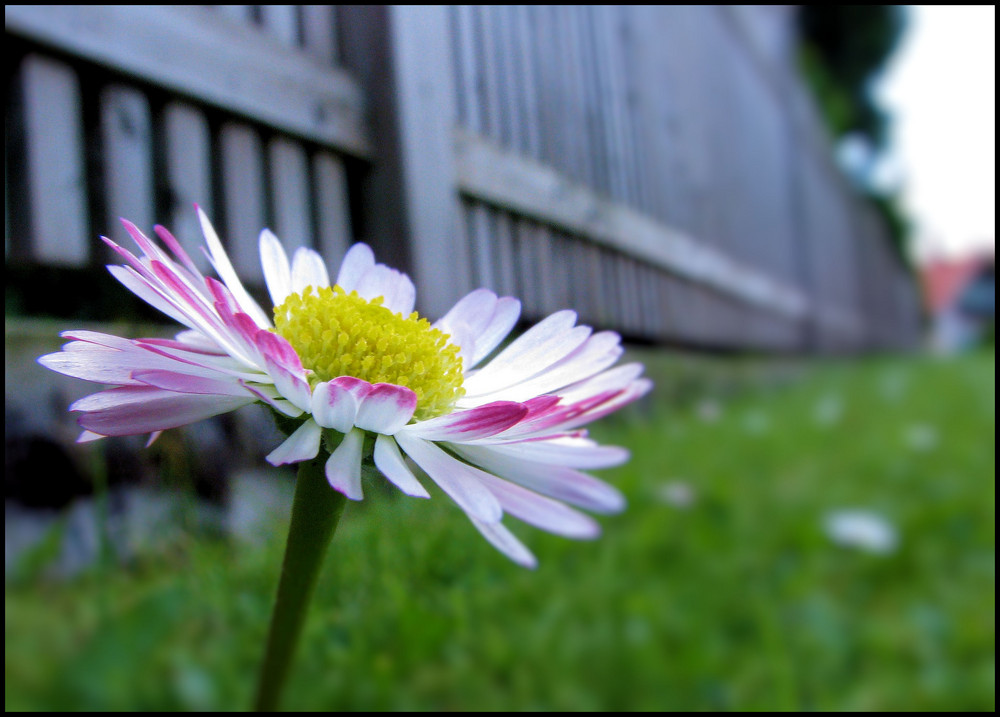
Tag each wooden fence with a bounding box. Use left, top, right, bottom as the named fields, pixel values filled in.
left=5, top=5, right=921, bottom=353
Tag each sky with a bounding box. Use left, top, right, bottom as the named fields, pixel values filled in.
left=875, top=5, right=996, bottom=262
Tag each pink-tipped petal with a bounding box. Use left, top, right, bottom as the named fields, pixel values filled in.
left=325, top=427, right=364, bottom=500
left=335, top=243, right=375, bottom=292
left=132, top=369, right=252, bottom=397
left=77, top=430, right=105, bottom=443
left=266, top=419, right=322, bottom=466
left=259, top=229, right=292, bottom=307
left=400, top=401, right=528, bottom=441
left=154, top=224, right=202, bottom=278
left=107, top=264, right=195, bottom=330
left=255, top=329, right=306, bottom=377
left=395, top=432, right=503, bottom=523
left=312, top=378, right=372, bottom=432
left=355, top=383, right=417, bottom=435
left=468, top=516, right=538, bottom=569
left=74, top=386, right=255, bottom=437
left=263, top=358, right=313, bottom=413
left=373, top=435, right=429, bottom=498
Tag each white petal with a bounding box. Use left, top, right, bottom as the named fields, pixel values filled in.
left=434, top=290, right=521, bottom=369
left=290, top=247, right=330, bottom=295
left=559, top=362, right=647, bottom=403
left=477, top=471, right=600, bottom=539
left=266, top=419, right=322, bottom=466
left=241, top=382, right=304, bottom=418
left=354, top=265, right=414, bottom=314
left=197, top=207, right=272, bottom=328
left=325, top=427, right=365, bottom=500
left=483, top=439, right=630, bottom=469
left=373, top=435, right=430, bottom=498
left=260, top=229, right=292, bottom=307
left=462, top=313, right=591, bottom=396
left=468, top=516, right=538, bottom=568
left=395, top=432, right=503, bottom=523
left=470, top=331, right=624, bottom=403
left=335, top=243, right=375, bottom=292
left=451, top=443, right=626, bottom=514
left=355, top=383, right=417, bottom=435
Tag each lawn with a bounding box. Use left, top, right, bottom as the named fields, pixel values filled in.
left=5, top=350, right=995, bottom=711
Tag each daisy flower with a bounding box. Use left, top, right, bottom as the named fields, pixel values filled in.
left=39, top=208, right=650, bottom=567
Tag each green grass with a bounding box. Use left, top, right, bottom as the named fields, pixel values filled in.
left=5, top=351, right=995, bottom=711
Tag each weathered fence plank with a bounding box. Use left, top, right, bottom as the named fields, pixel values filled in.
left=220, top=123, right=267, bottom=282
left=19, top=55, right=89, bottom=266
left=268, top=136, right=313, bottom=252
left=454, top=129, right=808, bottom=319
left=164, top=103, right=214, bottom=273
left=100, top=85, right=155, bottom=253
left=5, top=5, right=922, bottom=352
left=5, top=5, right=369, bottom=157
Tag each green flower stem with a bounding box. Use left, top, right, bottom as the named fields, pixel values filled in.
left=254, top=455, right=346, bottom=712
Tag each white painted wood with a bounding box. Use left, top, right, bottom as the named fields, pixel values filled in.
left=259, top=5, right=300, bottom=47
left=20, top=55, right=89, bottom=266
left=313, top=152, right=352, bottom=264
left=6, top=5, right=369, bottom=157
left=164, top=102, right=213, bottom=272
left=101, top=85, right=154, bottom=252
left=389, top=5, right=471, bottom=317
left=268, top=136, right=312, bottom=252
left=301, top=5, right=338, bottom=66
left=454, top=129, right=808, bottom=318
left=220, top=123, right=266, bottom=283
left=493, top=210, right=518, bottom=298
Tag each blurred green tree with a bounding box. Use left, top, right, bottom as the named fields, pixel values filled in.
left=797, top=5, right=911, bottom=263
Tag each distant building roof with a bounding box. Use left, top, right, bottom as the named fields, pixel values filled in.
left=920, top=252, right=995, bottom=314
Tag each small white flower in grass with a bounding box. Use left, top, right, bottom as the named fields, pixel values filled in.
left=813, top=393, right=844, bottom=427
left=39, top=208, right=650, bottom=568
left=656, top=480, right=696, bottom=509
left=742, top=409, right=771, bottom=436
left=696, top=398, right=722, bottom=423
left=904, top=423, right=939, bottom=453
left=824, top=509, right=898, bottom=555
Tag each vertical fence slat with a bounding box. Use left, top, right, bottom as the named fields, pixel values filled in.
left=220, top=122, right=266, bottom=282
left=301, top=5, right=337, bottom=66
left=101, top=85, right=154, bottom=251
left=20, top=55, right=89, bottom=266
left=259, top=5, right=300, bottom=48
left=313, top=151, right=351, bottom=263
left=268, top=136, right=313, bottom=251
left=164, top=102, right=213, bottom=272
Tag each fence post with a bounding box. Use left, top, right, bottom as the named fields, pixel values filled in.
left=337, top=6, right=471, bottom=319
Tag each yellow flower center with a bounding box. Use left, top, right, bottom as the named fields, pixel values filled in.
left=273, top=285, right=465, bottom=421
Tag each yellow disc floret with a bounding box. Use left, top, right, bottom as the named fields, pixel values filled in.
left=273, top=285, right=465, bottom=421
